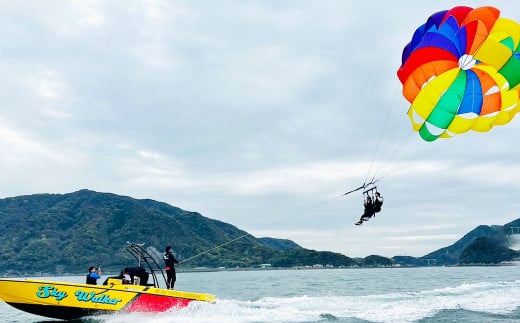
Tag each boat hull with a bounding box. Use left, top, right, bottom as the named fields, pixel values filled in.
left=0, top=278, right=215, bottom=320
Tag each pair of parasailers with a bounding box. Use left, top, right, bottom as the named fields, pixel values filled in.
left=355, top=192, right=383, bottom=225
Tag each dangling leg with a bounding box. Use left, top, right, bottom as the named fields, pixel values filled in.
left=166, top=270, right=173, bottom=289
left=355, top=213, right=369, bottom=225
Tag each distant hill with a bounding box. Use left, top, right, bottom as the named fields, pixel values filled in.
left=458, top=236, right=519, bottom=264
left=0, top=190, right=359, bottom=276
left=421, top=225, right=507, bottom=265
left=0, top=190, right=517, bottom=275
left=395, top=219, right=520, bottom=266
left=257, top=237, right=300, bottom=250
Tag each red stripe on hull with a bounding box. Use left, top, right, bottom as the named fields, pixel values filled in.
left=126, top=293, right=192, bottom=312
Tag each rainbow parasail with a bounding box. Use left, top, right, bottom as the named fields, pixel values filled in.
left=398, top=6, right=520, bottom=141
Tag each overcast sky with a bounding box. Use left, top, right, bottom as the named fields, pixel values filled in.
left=1, top=0, right=519, bottom=258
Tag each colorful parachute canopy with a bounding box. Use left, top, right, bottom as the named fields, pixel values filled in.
left=398, top=6, right=520, bottom=141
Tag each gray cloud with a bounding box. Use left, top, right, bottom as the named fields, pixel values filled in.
left=0, top=0, right=519, bottom=257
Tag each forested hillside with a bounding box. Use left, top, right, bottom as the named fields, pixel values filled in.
left=0, top=190, right=517, bottom=276
left=0, top=190, right=355, bottom=275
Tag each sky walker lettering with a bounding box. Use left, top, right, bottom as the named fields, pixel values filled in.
left=75, top=290, right=122, bottom=305
left=36, top=285, right=122, bottom=305
left=36, top=286, right=67, bottom=301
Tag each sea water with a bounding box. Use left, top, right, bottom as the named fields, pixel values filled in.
left=1, top=266, right=519, bottom=322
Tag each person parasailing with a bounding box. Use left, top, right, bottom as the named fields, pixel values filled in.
left=355, top=195, right=374, bottom=225
left=354, top=188, right=383, bottom=225
left=373, top=191, right=384, bottom=213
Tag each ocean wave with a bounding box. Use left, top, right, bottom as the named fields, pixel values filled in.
left=101, top=280, right=520, bottom=323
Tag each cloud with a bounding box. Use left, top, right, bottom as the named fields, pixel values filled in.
left=0, top=0, right=519, bottom=258
left=114, top=148, right=192, bottom=189
left=0, top=121, right=71, bottom=164
left=70, top=0, right=105, bottom=29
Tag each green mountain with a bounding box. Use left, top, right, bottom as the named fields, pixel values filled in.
left=0, top=190, right=360, bottom=276
left=458, top=236, right=519, bottom=265
left=421, top=225, right=507, bottom=265
left=257, top=237, right=301, bottom=251
left=1, top=189, right=515, bottom=275
left=394, top=219, right=520, bottom=266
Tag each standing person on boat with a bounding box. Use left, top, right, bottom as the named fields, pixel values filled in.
left=86, top=266, right=101, bottom=285
left=163, top=246, right=179, bottom=289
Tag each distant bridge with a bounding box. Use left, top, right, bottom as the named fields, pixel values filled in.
left=508, top=227, right=520, bottom=234
left=423, top=259, right=436, bottom=266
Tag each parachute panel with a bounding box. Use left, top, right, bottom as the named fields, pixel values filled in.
left=398, top=5, right=520, bottom=141
left=499, top=57, right=520, bottom=89
left=402, top=60, right=457, bottom=102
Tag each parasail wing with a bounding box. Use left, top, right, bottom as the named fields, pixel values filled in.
left=398, top=6, right=520, bottom=141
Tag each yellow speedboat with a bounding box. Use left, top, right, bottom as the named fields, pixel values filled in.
left=0, top=243, right=215, bottom=320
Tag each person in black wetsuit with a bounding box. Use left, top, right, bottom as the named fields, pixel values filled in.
left=163, top=246, right=180, bottom=289
left=373, top=192, right=384, bottom=213
left=355, top=196, right=374, bottom=225
left=86, top=266, right=101, bottom=285
left=355, top=192, right=384, bottom=225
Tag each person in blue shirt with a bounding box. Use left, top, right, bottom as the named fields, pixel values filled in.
left=86, top=266, right=101, bottom=285
left=163, top=246, right=179, bottom=289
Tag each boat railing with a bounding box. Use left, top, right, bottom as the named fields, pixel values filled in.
left=125, top=242, right=168, bottom=288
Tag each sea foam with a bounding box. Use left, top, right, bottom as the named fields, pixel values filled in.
left=101, top=280, right=520, bottom=323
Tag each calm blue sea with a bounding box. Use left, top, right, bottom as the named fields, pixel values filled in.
left=1, top=266, right=519, bottom=322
